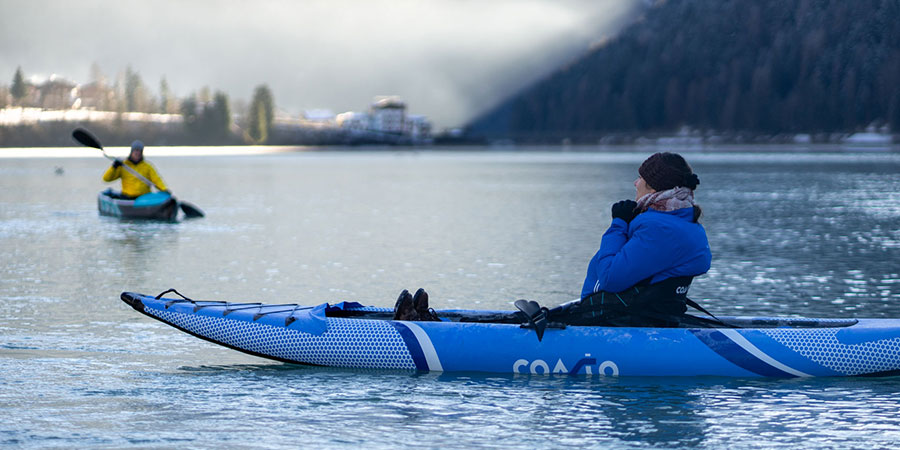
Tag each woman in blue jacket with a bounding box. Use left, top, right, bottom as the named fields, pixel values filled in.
left=394, top=152, right=711, bottom=327
left=569, top=151, right=711, bottom=326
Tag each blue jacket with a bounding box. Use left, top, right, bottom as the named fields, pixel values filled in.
left=581, top=207, right=711, bottom=298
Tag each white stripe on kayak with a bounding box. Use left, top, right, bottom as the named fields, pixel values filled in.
left=719, top=329, right=812, bottom=377
left=404, top=322, right=444, bottom=372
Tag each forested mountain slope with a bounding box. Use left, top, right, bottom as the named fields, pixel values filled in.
left=467, top=0, right=900, bottom=140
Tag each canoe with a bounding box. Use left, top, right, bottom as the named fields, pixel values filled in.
left=98, top=189, right=178, bottom=221
left=120, top=291, right=900, bottom=377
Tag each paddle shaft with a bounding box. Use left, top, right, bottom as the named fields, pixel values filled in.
left=73, top=128, right=160, bottom=191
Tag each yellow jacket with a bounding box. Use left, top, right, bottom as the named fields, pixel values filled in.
left=102, top=159, right=168, bottom=197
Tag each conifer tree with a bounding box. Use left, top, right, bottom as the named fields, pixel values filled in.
left=124, top=66, right=149, bottom=112
left=209, top=91, right=231, bottom=137
left=89, top=62, right=106, bottom=85
left=159, top=77, right=171, bottom=114
left=181, top=95, right=199, bottom=133
left=248, top=85, right=274, bottom=143
left=11, top=66, right=26, bottom=105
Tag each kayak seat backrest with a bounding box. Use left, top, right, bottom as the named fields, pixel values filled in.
left=133, top=192, right=173, bottom=207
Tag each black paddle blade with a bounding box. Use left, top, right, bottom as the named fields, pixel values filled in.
left=179, top=201, right=205, bottom=219
left=514, top=299, right=543, bottom=318
left=515, top=299, right=549, bottom=342
left=532, top=316, right=548, bottom=342
left=72, top=128, right=103, bottom=150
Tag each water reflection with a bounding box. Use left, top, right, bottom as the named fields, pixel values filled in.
left=133, top=363, right=900, bottom=448
left=168, top=363, right=713, bottom=447
left=101, top=221, right=181, bottom=283
left=3, top=150, right=900, bottom=448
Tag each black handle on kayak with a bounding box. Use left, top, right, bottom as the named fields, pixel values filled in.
left=515, top=299, right=550, bottom=341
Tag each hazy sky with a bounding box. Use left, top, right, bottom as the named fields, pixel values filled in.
left=1, top=0, right=639, bottom=128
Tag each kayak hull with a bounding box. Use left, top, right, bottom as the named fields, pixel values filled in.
left=121, top=292, right=900, bottom=377
left=98, top=189, right=178, bottom=221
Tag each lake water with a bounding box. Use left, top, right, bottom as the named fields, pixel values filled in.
left=2, top=146, right=900, bottom=448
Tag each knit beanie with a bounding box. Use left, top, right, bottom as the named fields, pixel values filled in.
left=638, top=152, right=700, bottom=191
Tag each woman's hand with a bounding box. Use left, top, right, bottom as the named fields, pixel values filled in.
left=611, top=199, right=639, bottom=223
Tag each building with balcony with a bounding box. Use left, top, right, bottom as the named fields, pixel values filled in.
left=336, top=96, right=432, bottom=144
left=369, top=96, right=406, bottom=134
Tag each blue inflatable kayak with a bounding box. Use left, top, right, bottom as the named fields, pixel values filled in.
left=98, top=189, right=178, bottom=221
left=121, top=291, right=900, bottom=377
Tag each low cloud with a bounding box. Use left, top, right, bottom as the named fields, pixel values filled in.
left=0, top=0, right=639, bottom=128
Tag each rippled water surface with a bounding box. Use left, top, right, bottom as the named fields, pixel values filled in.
left=2, top=147, right=900, bottom=448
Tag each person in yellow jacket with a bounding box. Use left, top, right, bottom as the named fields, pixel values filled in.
left=102, top=140, right=169, bottom=198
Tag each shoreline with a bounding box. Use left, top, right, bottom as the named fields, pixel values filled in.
left=2, top=142, right=898, bottom=159
left=0, top=145, right=305, bottom=158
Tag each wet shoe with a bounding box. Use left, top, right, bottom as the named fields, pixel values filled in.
left=393, top=289, right=418, bottom=321
left=413, top=288, right=440, bottom=321
left=412, top=288, right=429, bottom=316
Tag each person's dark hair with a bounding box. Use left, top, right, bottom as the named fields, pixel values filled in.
left=692, top=203, right=703, bottom=223
left=638, top=152, right=703, bottom=222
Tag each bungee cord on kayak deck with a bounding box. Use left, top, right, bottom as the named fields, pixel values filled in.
left=152, top=288, right=317, bottom=326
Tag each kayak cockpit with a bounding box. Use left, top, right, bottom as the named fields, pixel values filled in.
left=122, top=291, right=859, bottom=329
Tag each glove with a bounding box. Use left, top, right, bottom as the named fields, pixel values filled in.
left=611, top=199, right=639, bottom=223
left=112, top=159, right=123, bottom=168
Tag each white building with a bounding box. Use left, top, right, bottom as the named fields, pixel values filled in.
left=369, top=96, right=406, bottom=134
left=335, top=96, right=432, bottom=143
left=302, top=109, right=335, bottom=123
left=405, top=114, right=431, bottom=140
left=335, top=111, right=370, bottom=131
